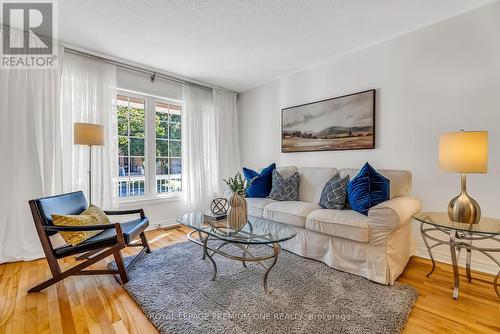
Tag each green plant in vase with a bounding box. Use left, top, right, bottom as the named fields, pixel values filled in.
left=223, top=172, right=249, bottom=231
left=223, top=172, right=248, bottom=196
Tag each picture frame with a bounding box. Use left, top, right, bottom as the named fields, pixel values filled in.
left=281, top=89, right=375, bottom=153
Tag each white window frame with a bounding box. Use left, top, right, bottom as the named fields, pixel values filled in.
left=117, top=89, right=184, bottom=203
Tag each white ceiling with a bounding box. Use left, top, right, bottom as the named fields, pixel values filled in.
left=59, top=0, right=495, bottom=92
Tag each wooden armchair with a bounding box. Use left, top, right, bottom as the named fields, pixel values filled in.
left=28, top=191, right=151, bottom=293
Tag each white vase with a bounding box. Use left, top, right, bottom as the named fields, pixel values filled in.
left=227, top=193, right=248, bottom=231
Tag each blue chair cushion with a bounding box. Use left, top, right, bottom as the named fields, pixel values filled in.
left=36, top=191, right=88, bottom=227
left=243, top=163, right=276, bottom=198
left=347, top=163, right=390, bottom=216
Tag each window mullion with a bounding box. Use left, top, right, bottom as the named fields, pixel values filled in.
left=167, top=109, right=170, bottom=193
left=127, top=99, right=131, bottom=197
left=146, top=96, right=156, bottom=197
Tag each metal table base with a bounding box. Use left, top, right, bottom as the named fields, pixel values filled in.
left=420, top=222, right=500, bottom=299
left=187, top=230, right=281, bottom=295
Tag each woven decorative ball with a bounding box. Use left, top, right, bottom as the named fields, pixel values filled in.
left=210, top=198, right=229, bottom=215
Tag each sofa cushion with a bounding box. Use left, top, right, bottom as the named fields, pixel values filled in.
left=268, top=170, right=300, bottom=201
left=347, top=163, right=390, bottom=216
left=298, top=167, right=338, bottom=203
left=243, top=163, right=276, bottom=198
left=246, top=198, right=276, bottom=218
left=340, top=168, right=411, bottom=199
left=263, top=201, right=321, bottom=228
left=305, top=209, right=370, bottom=242
left=319, top=174, right=350, bottom=209
left=276, top=166, right=298, bottom=178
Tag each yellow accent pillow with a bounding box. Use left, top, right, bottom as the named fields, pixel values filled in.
left=51, top=205, right=111, bottom=246
left=84, top=205, right=111, bottom=225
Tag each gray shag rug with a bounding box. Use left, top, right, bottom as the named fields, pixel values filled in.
left=110, top=241, right=418, bottom=334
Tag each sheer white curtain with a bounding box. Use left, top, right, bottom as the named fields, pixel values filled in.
left=183, top=85, right=218, bottom=210
left=214, top=89, right=241, bottom=192
left=60, top=51, right=118, bottom=209
left=0, top=45, right=118, bottom=263
left=183, top=85, right=241, bottom=210
left=0, top=28, right=63, bottom=262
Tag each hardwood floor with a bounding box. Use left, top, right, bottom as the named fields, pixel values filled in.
left=0, top=226, right=498, bottom=334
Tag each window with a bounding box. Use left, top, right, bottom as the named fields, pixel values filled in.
left=117, top=95, right=146, bottom=197
left=155, top=102, right=182, bottom=194
left=116, top=92, right=182, bottom=200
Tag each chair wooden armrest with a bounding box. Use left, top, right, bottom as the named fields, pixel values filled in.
left=44, top=223, right=119, bottom=232
left=104, top=209, right=145, bottom=219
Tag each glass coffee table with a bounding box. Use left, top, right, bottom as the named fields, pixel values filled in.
left=413, top=212, right=500, bottom=299
left=177, top=212, right=297, bottom=295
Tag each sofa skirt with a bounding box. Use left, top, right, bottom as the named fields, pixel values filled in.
left=279, top=222, right=415, bottom=285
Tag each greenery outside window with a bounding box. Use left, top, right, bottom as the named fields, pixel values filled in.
left=116, top=91, right=182, bottom=200
left=117, top=95, right=146, bottom=197
left=155, top=102, right=182, bottom=194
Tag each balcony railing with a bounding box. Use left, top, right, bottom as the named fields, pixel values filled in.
left=118, top=174, right=182, bottom=197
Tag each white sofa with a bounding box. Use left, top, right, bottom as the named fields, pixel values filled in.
left=247, top=166, right=422, bottom=285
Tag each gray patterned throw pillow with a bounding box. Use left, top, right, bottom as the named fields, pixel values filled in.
left=319, top=174, right=350, bottom=209
left=268, top=170, right=300, bottom=201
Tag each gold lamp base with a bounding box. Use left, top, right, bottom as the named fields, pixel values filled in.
left=447, top=173, right=481, bottom=224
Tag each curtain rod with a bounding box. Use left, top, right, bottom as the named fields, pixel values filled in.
left=64, top=47, right=215, bottom=92
left=0, top=23, right=224, bottom=93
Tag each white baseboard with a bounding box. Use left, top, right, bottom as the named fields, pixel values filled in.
left=146, top=219, right=180, bottom=231
left=415, top=247, right=498, bottom=276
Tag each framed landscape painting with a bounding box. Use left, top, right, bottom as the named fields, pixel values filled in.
left=281, top=89, right=375, bottom=152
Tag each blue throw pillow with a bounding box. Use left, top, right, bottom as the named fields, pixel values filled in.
left=243, top=163, right=276, bottom=198
left=347, top=163, right=390, bottom=215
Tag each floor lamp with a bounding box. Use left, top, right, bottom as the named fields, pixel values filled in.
left=74, top=123, right=104, bottom=205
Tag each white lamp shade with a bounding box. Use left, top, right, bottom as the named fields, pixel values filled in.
left=439, top=131, right=488, bottom=173
left=74, top=123, right=105, bottom=146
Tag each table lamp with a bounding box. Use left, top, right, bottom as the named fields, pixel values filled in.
left=74, top=123, right=104, bottom=205
left=439, top=130, right=488, bottom=224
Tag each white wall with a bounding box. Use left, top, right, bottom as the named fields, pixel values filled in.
left=238, top=2, right=500, bottom=274
left=117, top=68, right=183, bottom=101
